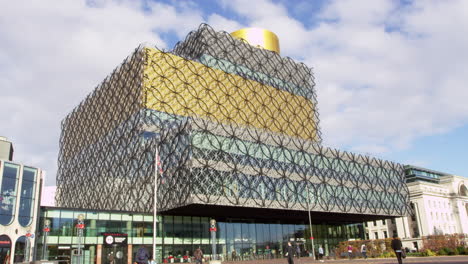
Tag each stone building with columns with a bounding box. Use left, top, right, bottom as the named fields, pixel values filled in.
left=365, top=165, right=468, bottom=250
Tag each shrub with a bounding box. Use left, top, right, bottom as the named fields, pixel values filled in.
left=438, top=248, right=448, bottom=255
left=420, top=249, right=437, bottom=257
left=456, top=246, right=466, bottom=255
left=379, top=251, right=396, bottom=258
left=453, top=248, right=459, bottom=255
left=445, top=247, right=454, bottom=255
left=423, top=234, right=467, bottom=252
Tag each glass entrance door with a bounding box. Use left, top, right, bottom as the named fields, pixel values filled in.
left=102, top=244, right=126, bottom=264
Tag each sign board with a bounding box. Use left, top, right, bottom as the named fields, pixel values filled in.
left=102, top=233, right=128, bottom=245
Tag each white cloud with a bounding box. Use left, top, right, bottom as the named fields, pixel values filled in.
left=207, top=14, right=244, bottom=33
left=223, top=0, right=468, bottom=158
left=0, top=0, right=206, bottom=186
left=3, top=0, right=468, bottom=189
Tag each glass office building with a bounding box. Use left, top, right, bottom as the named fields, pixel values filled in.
left=37, top=207, right=364, bottom=263
left=52, top=25, right=410, bottom=263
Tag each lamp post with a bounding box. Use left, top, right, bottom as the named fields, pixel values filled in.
left=209, top=219, right=217, bottom=261
left=25, top=229, right=32, bottom=262
left=76, top=214, right=85, bottom=264
left=305, top=180, right=315, bottom=260
left=42, top=219, right=51, bottom=260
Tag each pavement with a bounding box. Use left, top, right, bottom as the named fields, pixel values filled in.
left=298, top=256, right=468, bottom=264
left=218, top=256, right=468, bottom=264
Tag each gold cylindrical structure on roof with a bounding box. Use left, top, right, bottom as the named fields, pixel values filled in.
left=230, top=28, right=280, bottom=54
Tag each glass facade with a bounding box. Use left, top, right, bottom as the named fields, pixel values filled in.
left=0, top=162, right=19, bottom=225
left=404, top=165, right=446, bottom=183
left=18, top=167, right=37, bottom=226
left=37, top=208, right=364, bottom=263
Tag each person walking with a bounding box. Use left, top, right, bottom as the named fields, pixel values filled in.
left=135, top=245, right=150, bottom=264
left=295, top=244, right=301, bottom=259
left=347, top=245, right=353, bottom=260
left=391, top=235, right=404, bottom=264
left=286, top=242, right=295, bottom=264
left=360, top=244, right=367, bottom=259
left=318, top=246, right=324, bottom=262
left=194, top=247, right=203, bottom=264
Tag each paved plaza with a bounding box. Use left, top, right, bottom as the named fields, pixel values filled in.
left=219, top=256, right=468, bottom=264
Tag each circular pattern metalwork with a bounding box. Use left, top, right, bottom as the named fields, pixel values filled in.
left=56, top=24, right=410, bottom=219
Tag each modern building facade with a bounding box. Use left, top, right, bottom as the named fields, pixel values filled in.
left=37, top=207, right=365, bottom=263
left=54, top=24, right=411, bottom=262
left=365, top=165, right=468, bottom=250
left=0, top=137, right=43, bottom=264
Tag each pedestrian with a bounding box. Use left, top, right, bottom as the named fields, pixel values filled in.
left=347, top=245, right=352, bottom=260
left=231, top=249, right=237, bottom=261
left=360, top=244, right=367, bottom=259
left=391, top=235, right=404, bottom=264
left=194, top=247, right=203, bottom=264
left=318, top=245, right=324, bottom=262
left=136, top=245, right=150, bottom=264
left=286, top=242, right=295, bottom=264
left=296, top=244, right=301, bottom=259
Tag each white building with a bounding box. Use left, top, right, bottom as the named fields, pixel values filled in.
left=365, top=165, right=468, bottom=250
left=0, top=137, right=43, bottom=264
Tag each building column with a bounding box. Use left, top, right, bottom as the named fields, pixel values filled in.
left=395, top=217, right=411, bottom=238
left=97, top=244, right=102, bottom=264
left=414, top=199, right=431, bottom=236
left=89, top=245, right=96, bottom=264
left=128, top=244, right=133, bottom=264
left=456, top=199, right=468, bottom=234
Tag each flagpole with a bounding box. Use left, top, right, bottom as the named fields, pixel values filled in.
left=153, top=147, right=158, bottom=263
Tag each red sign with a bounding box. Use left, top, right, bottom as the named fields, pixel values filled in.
left=310, top=237, right=314, bottom=240
left=43, top=228, right=50, bottom=232
left=209, top=227, right=217, bottom=232
left=76, top=224, right=85, bottom=229
left=26, top=233, right=32, bottom=237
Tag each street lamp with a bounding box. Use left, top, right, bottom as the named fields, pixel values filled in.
left=42, top=219, right=51, bottom=260
left=209, top=219, right=217, bottom=261
left=25, top=228, right=32, bottom=262
left=305, top=180, right=316, bottom=260
left=76, top=214, right=85, bottom=264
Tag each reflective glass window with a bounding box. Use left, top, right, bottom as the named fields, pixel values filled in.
left=0, top=235, right=12, bottom=264
left=0, top=163, right=19, bottom=225
left=19, top=167, right=37, bottom=226
left=14, top=236, right=27, bottom=263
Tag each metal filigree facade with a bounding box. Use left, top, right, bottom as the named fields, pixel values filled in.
left=56, top=24, right=410, bottom=219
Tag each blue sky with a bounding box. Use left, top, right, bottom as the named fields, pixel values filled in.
left=1, top=0, right=467, bottom=189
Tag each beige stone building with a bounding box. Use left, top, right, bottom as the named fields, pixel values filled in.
left=365, top=165, right=468, bottom=250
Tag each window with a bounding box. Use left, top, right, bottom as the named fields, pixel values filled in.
left=373, top=220, right=377, bottom=226
left=384, top=231, right=388, bottom=238
left=393, top=230, right=398, bottom=238
left=374, top=232, right=378, bottom=239
left=391, top=218, right=396, bottom=224
left=0, top=163, right=19, bottom=225
left=18, top=167, right=37, bottom=227
left=382, top=219, right=386, bottom=225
